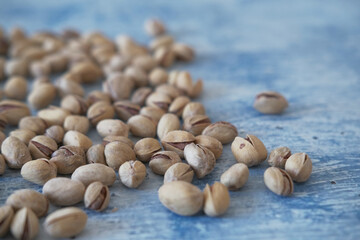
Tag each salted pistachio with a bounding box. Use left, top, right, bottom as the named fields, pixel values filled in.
left=182, top=102, right=205, bottom=119
left=231, top=135, right=268, bottom=167
left=0, top=114, right=7, bottom=131
left=132, top=55, right=157, bottom=73
left=63, top=130, right=92, bottom=151
left=146, top=92, right=172, bottom=111
left=32, top=76, right=50, bottom=89
left=119, top=160, right=146, bottom=188
left=131, top=87, right=152, bottom=106
left=5, top=59, right=28, bottom=76
left=145, top=18, right=166, bottom=36
left=38, top=106, right=70, bottom=126
left=87, top=100, right=115, bottom=125
left=55, top=74, right=84, bottom=97
left=168, top=70, right=180, bottom=85
left=0, top=205, right=14, bottom=237
left=183, top=115, right=211, bottom=136
left=113, top=101, right=140, bottom=122
left=268, top=146, right=291, bottom=168
left=102, top=136, right=134, bottom=148
left=154, top=46, right=174, bottom=68
left=19, top=116, right=47, bottom=135
left=84, top=181, right=110, bottom=212
left=202, top=121, right=238, bottom=144
left=43, top=53, right=68, bottom=73
left=103, top=73, right=134, bottom=101
left=157, top=113, right=181, bottom=140
left=134, top=138, right=161, bottom=162
left=175, top=71, right=193, bottom=95
left=9, top=129, right=36, bottom=145
left=30, top=60, right=50, bottom=78
left=10, top=207, right=39, bottom=240
left=285, top=153, right=312, bottom=182
left=86, top=90, right=112, bottom=106
left=86, top=144, right=105, bottom=164
left=139, top=106, right=165, bottom=124
left=189, top=79, right=203, bottom=98
left=43, top=177, right=85, bottom=206
left=127, top=115, right=156, bottom=138
left=44, top=207, right=87, bottom=238
left=71, top=163, right=116, bottom=187
left=168, top=96, right=191, bottom=117
left=70, top=61, right=102, bottom=83
left=96, top=119, right=129, bottom=137
left=124, top=65, right=148, bottom=87
left=150, top=35, right=173, bottom=51
left=184, top=143, right=216, bottom=178
left=149, top=151, right=181, bottom=175
left=149, top=67, right=168, bottom=86
left=155, top=84, right=183, bottom=99
left=0, top=154, right=5, bottom=175
left=4, top=76, right=27, bottom=100
left=104, top=141, right=136, bottom=170
left=264, top=167, right=294, bottom=196
left=1, top=136, right=32, bottom=169
left=44, top=125, right=64, bottom=144
left=60, top=95, right=88, bottom=115
left=172, top=43, right=195, bottom=62
left=28, top=83, right=57, bottom=110
left=158, top=181, right=203, bottom=216
left=28, top=135, right=58, bottom=159
left=6, top=189, right=48, bottom=217
left=107, top=54, right=131, bottom=72
left=220, top=163, right=249, bottom=190
left=194, top=135, right=223, bottom=159
left=50, top=145, right=86, bottom=174
left=254, top=91, right=288, bottom=114
left=163, top=163, right=194, bottom=183
left=0, top=100, right=31, bottom=125
left=161, top=130, right=195, bottom=158
left=63, top=115, right=90, bottom=134
left=203, top=182, right=230, bottom=217
left=21, top=159, right=57, bottom=185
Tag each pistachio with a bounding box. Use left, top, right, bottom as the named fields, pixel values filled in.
left=182, top=102, right=205, bottom=119
left=107, top=54, right=131, bottom=72
left=32, top=76, right=50, bottom=89
left=10, top=207, right=39, bottom=240
left=149, top=151, right=182, bottom=175
left=154, top=46, right=174, bottom=67
left=0, top=114, right=7, bottom=131
left=86, top=90, right=112, bottom=106
left=87, top=100, right=115, bottom=125
left=50, top=145, right=86, bottom=174
left=124, top=65, right=148, bottom=87
left=104, top=141, right=136, bottom=170
left=0, top=154, right=6, bottom=175
left=63, top=130, right=92, bottom=151
left=202, top=121, right=238, bottom=144
left=44, top=125, right=64, bottom=144
left=168, top=96, right=191, bottom=116
left=131, top=87, right=152, bottom=106
left=254, top=91, right=288, bottom=114
left=157, top=113, right=181, bottom=140
left=149, top=67, right=168, bottom=86
left=184, top=143, right=216, bottom=178
left=168, top=70, right=180, bottom=85
left=86, top=144, right=106, bottom=164
left=134, top=138, right=162, bottom=162
left=102, top=136, right=134, bottom=148
left=194, top=135, right=223, bottom=159
left=145, top=19, right=166, bottom=36
left=220, top=163, right=249, bottom=190
left=161, top=130, right=195, bottom=158
left=0, top=205, right=14, bottom=237
left=38, top=106, right=70, bottom=126
left=71, top=163, right=116, bottom=187
left=103, top=73, right=134, bottom=101
left=203, top=182, right=230, bottom=217
left=146, top=92, right=172, bottom=111
left=150, top=35, right=173, bottom=51
left=183, top=115, right=211, bottom=136
left=172, top=43, right=195, bottom=62
left=127, top=115, right=156, bottom=138
left=60, top=95, right=88, bottom=115
left=63, top=115, right=90, bottom=134
left=84, top=181, right=110, bottom=211
left=163, top=163, right=194, bottom=183
left=285, top=153, right=312, bottom=182
left=55, top=74, right=84, bottom=97
left=9, top=129, right=36, bottom=145
left=4, top=76, right=27, bottom=100
left=6, top=189, right=48, bottom=217
left=19, top=116, right=47, bottom=135
left=28, top=135, right=58, bottom=159
left=44, top=207, right=87, bottom=238
left=21, top=158, right=57, bottom=185
left=158, top=181, right=203, bottom=216
left=113, top=100, right=140, bottom=121
left=44, top=53, right=68, bottom=73
left=264, top=167, right=294, bottom=196
left=139, top=106, right=165, bottom=124
left=175, top=71, right=193, bottom=95
left=0, top=100, right=31, bottom=125
left=1, top=136, right=32, bottom=169
left=155, top=84, right=183, bottom=99
left=231, top=135, right=268, bottom=167
left=119, top=160, right=146, bottom=188
left=30, top=60, right=50, bottom=78
left=70, top=61, right=102, bottom=83
left=189, top=79, right=203, bottom=98
left=268, top=146, right=292, bottom=168
left=43, top=177, right=85, bottom=206
left=5, top=59, right=28, bottom=76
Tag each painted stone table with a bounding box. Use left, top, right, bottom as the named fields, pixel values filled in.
left=0, top=0, right=359, bottom=239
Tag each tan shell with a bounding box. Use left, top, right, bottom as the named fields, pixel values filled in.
left=21, top=158, right=57, bottom=185
left=149, top=151, right=182, bottom=176
left=184, top=143, right=216, bottom=179
left=84, top=181, right=110, bottom=211
left=0, top=100, right=30, bottom=125
left=220, top=163, right=249, bottom=190
left=96, top=119, right=129, bottom=137
left=6, top=189, right=48, bottom=217
left=63, top=130, right=92, bottom=151
left=163, top=163, right=194, bottom=183
left=10, top=207, right=39, bottom=240
left=1, top=136, right=32, bottom=169
left=127, top=115, right=156, bottom=138
left=231, top=135, right=268, bottom=167
left=202, top=121, right=238, bottom=144
left=157, top=113, right=180, bottom=140
left=203, top=182, right=230, bottom=217
left=119, top=160, right=146, bottom=188
left=264, top=167, right=294, bottom=196
left=0, top=205, right=14, bottom=237
left=104, top=141, right=136, bottom=170
left=134, top=138, right=161, bottom=162
left=285, top=153, right=312, bottom=182
left=71, top=163, right=116, bottom=187
left=194, top=135, right=223, bottom=159
left=161, top=130, right=195, bottom=158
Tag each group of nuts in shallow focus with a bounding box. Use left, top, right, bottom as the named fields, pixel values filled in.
left=0, top=18, right=311, bottom=239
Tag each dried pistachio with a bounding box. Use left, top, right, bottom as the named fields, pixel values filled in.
left=30, top=60, right=50, bottom=78
left=119, top=160, right=146, bottom=188
left=107, top=54, right=131, bottom=72
left=168, top=96, right=191, bottom=117
left=189, top=79, right=203, bottom=98
left=203, top=182, right=230, bottom=217
left=44, top=53, right=68, bottom=73
left=103, top=73, right=134, bottom=101
left=0, top=205, right=14, bottom=237
left=0, top=154, right=6, bottom=175
left=131, top=87, right=152, bottom=106
left=149, top=67, right=168, bottom=86
left=155, top=83, right=182, bottom=99
left=184, top=143, right=216, bottom=178
left=127, top=115, right=156, bottom=138
left=163, top=163, right=194, bottom=183
left=70, top=61, right=102, bottom=83
left=6, top=189, right=48, bottom=217
left=175, top=71, right=193, bottom=95
left=268, top=146, right=291, bottom=168
left=150, top=35, right=173, bottom=51
left=139, top=106, right=165, bottom=124
left=145, top=19, right=166, bottom=36
left=285, top=153, right=312, bottom=182
left=86, top=90, right=112, bottom=106
left=124, top=65, right=148, bottom=87
left=231, top=135, right=268, bottom=167
left=63, top=130, right=92, bottom=151
left=146, top=92, right=172, bottom=111
left=154, top=46, right=174, bottom=67
left=254, top=91, right=288, bottom=114
left=161, top=130, right=195, bottom=158
left=1, top=136, right=32, bottom=169
left=264, top=167, right=294, bottom=196
left=19, top=116, right=47, bottom=135
left=84, top=181, right=110, bottom=212
left=44, top=125, right=64, bottom=144
left=63, top=115, right=90, bottom=134
left=157, top=113, right=181, bottom=140
left=102, top=136, right=134, bottom=148
left=96, top=119, right=128, bottom=137
left=149, top=151, right=182, bottom=175
left=172, top=43, right=195, bottom=62
left=9, top=129, right=36, bottom=145
left=38, top=106, right=70, bottom=126
left=10, top=207, right=39, bottom=240
left=21, top=158, right=57, bottom=185
left=113, top=100, right=140, bottom=121
left=60, top=95, right=88, bottom=115
left=55, top=74, right=84, bottom=97
left=132, top=54, right=158, bottom=72
left=32, top=76, right=50, bottom=89
left=5, top=59, right=28, bottom=76
left=4, top=76, right=27, bottom=100
left=104, top=141, right=136, bottom=170
left=220, top=163, right=249, bottom=190
left=50, top=145, right=86, bottom=174
left=134, top=138, right=161, bottom=162
left=28, top=135, right=58, bottom=159
left=194, top=135, right=223, bottom=159
left=0, top=100, right=31, bottom=125
left=183, top=115, right=211, bottom=136
left=71, top=163, right=116, bottom=187
left=182, top=102, right=205, bottom=119
left=0, top=131, right=4, bottom=146
left=86, top=144, right=106, bottom=164
left=87, top=100, right=115, bottom=125
left=202, top=121, right=238, bottom=144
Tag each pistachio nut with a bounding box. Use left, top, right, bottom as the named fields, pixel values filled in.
left=44, top=125, right=64, bottom=144
left=10, top=207, right=39, bottom=240
left=63, top=130, right=92, bottom=151
left=84, top=181, right=110, bottom=212
left=182, top=102, right=205, bottom=120
left=268, top=146, right=291, bottom=168
left=157, top=113, right=181, bottom=140
left=87, top=100, right=115, bottom=125
left=96, top=119, right=129, bottom=137
left=63, top=115, right=90, bottom=134
left=149, top=151, right=182, bottom=175
left=134, top=138, right=161, bottom=162
left=0, top=100, right=30, bottom=125
left=50, top=145, right=86, bottom=174
left=149, top=67, right=168, bottom=86
left=168, top=96, right=191, bottom=117
left=285, top=153, right=312, bottom=182
left=21, top=158, right=57, bottom=185
left=220, top=163, right=249, bottom=190
left=202, top=121, right=238, bottom=144
left=161, top=130, right=195, bottom=158
left=183, top=115, right=211, bottom=136
left=113, top=100, right=140, bottom=121
left=28, top=83, right=57, bottom=110
left=203, top=182, right=230, bottom=217
left=130, top=87, right=152, bottom=106
left=4, top=76, right=27, bottom=100
left=103, top=73, right=134, bottom=101
left=254, top=91, right=288, bottom=114
left=184, top=143, right=216, bottom=178
left=86, top=90, right=111, bottom=106
left=127, top=115, right=156, bottom=138
left=6, top=189, right=48, bottom=217
left=60, top=95, right=88, bottom=115
left=139, top=106, right=165, bottom=124
left=144, top=18, right=166, bottom=36
left=146, top=92, right=172, bottom=111
left=231, top=135, right=268, bottom=167
left=102, top=136, right=134, bottom=148
left=71, top=163, right=116, bottom=187
left=38, top=106, right=70, bottom=126
left=0, top=205, right=14, bottom=237
left=194, top=135, right=223, bottom=159
left=9, top=129, right=36, bottom=145
left=163, top=163, right=194, bottom=183
left=19, top=116, right=47, bottom=135
left=1, top=136, right=32, bottom=169
left=28, top=135, right=58, bottom=159
left=119, top=160, right=146, bottom=188
left=86, top=144, right=106, bottom=164
left=264, top=167, right=294, bottom=196
left=104, top=141, right=136, bottom=170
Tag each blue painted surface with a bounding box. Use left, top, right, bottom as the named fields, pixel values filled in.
left=1, top=0, right=360, bottom=239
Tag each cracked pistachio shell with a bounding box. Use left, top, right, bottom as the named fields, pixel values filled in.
left=146, top=92, right=172, bottom=112
left=37, top=106, right=70, bottom=126
left=44, top=207, right=87, bottom=238
left=86, top=100, right=115, bottom=125
left=150, top=35, right=173, bottom=51
left=103, top=73, right=134, bottom=101
left=0, top=205, right=14, bottom=237
left=84, top=181, right=110, bottom=212
left=220, top=163, right=249, bottom=190
left=203, top=182, right=230, bottom=217
left=127, top=115, right=156, bottom=138
left=158, top=181, right=203, bottom=216
left=189, top=79, right=203, bottom=98
left=149, top=67, right=168, bottom=86
left=113, top=100, right=140, bottom=122
left=21, top=158, right=57, bottom=185
left=4, top=76, right=27, bottom=100
left=6, top=189, right=49, bottom=217
left=168, top=96, right=191, bottom=117
left=28, top=135, right=58, bottom=159
left=161, top=130, right=195, bottom=158
left=145, top=19, right=166, bottom=36
left=63, top=115, right=90, bottom=134
left=71, top=163, right=116, bottom=187
left=231, top=135, right=268, bottom=167
left=55, top=74, right=84, bottom=97
left=264, top=167, right=294, bottom=196
left=1, top=136, right=32, bottom=169
left=119, top=160, right=146, bottom=188
left=194, top=135, right=223, bottom=159
left=183, top=115, right=211, bottom=136
left=86, top=90, right=111, bottom=106
left=175, top=71, right=193, bottom=95
left=44, top=125, right=64, bottom=144
left=124, top=65, right=148, bottom=87
left=19, top=116, right=47, bottom=135
left=134, top=138, right=161, bottom=162
left=132, top=54, right=157, bottom=72
left=43, top=177, right=85, bottom=206
left=182, top=102, right=205, bottom=120
left=0, top=100, right=31, bottom=125
left=254, top=91, right=288, bottom=114
left=50, top=145, right=86, bottom=174
left=157, top=113, right=181, bottom=140
left=28, top=83, right=57, bottom=110
left=86, top=144, right=106, bottom=164
left=173, top=43, right=195, bottom=62
left=285, top=153, right=312, bottom=182
left=104, top=141, right=136, bottom=170
left=155, top=84, right=183, bottom=100
left=139, top=106, right=165, bottom=124
left=0, top=154, right=5, bottom=175
left=131, top=87, right=152, bottom=106
left=268, top=146, right=291, bottom=168
left=163, top=163, right=194, bottom=183
left=202, top=121, right=238, bottom=144
left=70, top=61, right=102, bottom=83
left=9, top=129, right=36, bottom=145
left=10, top=207, right=39, bottom=240
left=63, top=130, right=92, bottom=151
left=60, top=95, right=88, bottom=115
left=149, top=151, right=182, bottom=175
left=102, top=136, right=134, bottom=148
left=184, top=143, right=216, bottom=179
left=96, top=119, right=128, bottom=137
left=154, top=46, right=174, bottom=68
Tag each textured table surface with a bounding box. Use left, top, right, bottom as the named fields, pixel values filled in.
left=1, top=0, right=360, bottom=239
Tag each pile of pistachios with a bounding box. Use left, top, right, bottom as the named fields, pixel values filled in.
left=0, top=18, right=312, bottom=239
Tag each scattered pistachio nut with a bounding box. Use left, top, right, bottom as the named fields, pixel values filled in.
left=146, top=92, right=172, bottom=112
left=157, top=113, right=181, bottom=140
left=134, top=138, right=161, bottom=162
left=113, top=100, right=140, bottom=122
left=203, top=182, right=230, bottom=217
left=202, top=121, right=238, bottom=144
left=145, top=18, right=166, bottom=36
left=127, top=115, right=156, bottom=138
left=86, top=144, right=106, bottom=164
left=183, top=115, right=211, bottom=136
left=268, top=146, right=292, bottom=168
left=161, top=130, right=195, bottom=158
left=103, top=73, right=134, bottom=101
left=0, top=154, right=6, bottom=175
left=102, top=135, right=134, bottom=148
left=71, top=163, right=116, bottom=187
left=285, top=153, right=312, bottom=182
left=182, top=102, right=205, bottom=120
left=0, top=205, right=14, bottom=237
left=119, top=160, right=146, bottom=188
left=1, top=136, right=32, bottom=169
left=28, top=135, right=58, bottom=159
left=0, top=100, right=31, bottom=125
left=163, top=162, right=194, bottom=183
left=50, top=145, right=86, bottom=174
left=172, top=43, right=195, bottom=62
left=63, top=115, right=90, bottom=134
left=44, top=125, right=64, bottom=144
left=86, top=90, right=111, bottom=106
left=264, top=167, right=294, bottom=196
left=149, top=151, right=182, bottom=175
left=231, top=135, right=268, bottom=167
left=96, top=119, right=129, bottom=137
left=4, top=76, right=27, bottom=100
left=37, top=106, right=70, bottom=126
left=87, top=100, right=115, bottom=125
left=63, top=130, right=92, bottom=151
left=168, top=96, right=191, bottom=117
left=19, top=116, right=47, bottom=135
left=104, top=141, right=136, bottom=170
left=9, top=129, right=36, bottom=145
left=254, top=91, right=288, bottom=114
left=149, top=67, right=168, bottom=86
left=130, top=87, right=152, bottom=106
left=10, top=207, right=39, bottom=240
left=139, top=106, right=165, bottom=124
left=28, top=83, right=57, bottom=110
left=220, top=163, right=249, bottom=190
left=60, top=94, right=88, bottom=115
left=194, top=135, right=223, bottom=159
left=155, top=84, right=182, bottom=99
left=184, top=143, right=216, bottom=178
left=21, top=158, right=57, bottom=185
left=84, top=181, right=110, bottom=212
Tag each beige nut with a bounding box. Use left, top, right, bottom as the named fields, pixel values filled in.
left=194, top=135, right=223, bottom=159
left=184, top=143, right=216, bottom=179
left=60, top=95, right=88, bottom=115
left=1, top=136, right=32, bottom=169
left=0, top=100, right=31, bottom=125
left=71, top=163, right=116, bottom=187
left=63, top=130, right=92, bottom=151
left=0, top=205, right=14, bottom=237
left=163, top=162, right=194, bottom=183
left=144, top=18, right=166, bottom=36
left=102, top=136, right=134, bottom=148
left=168, top=96, right=191, bottom=117
left=157, top=113, right=180, bottom=140
left=28, top=135, right=58, bottom=159
left=50, top=145, right=86, bottom=174
left=119, top=160, right=146, bottom=188
left=131, top=87, right=152, bottom=106
left=28, top=83, right=56, bottom=110
left=6, top=189, right=48, bottom=217
left=113, top=100, right=140, bottom=122
left=96, top=119, right=129, bottom=137
left=183, top=115, right=211, bottom=136
left=44, top=125, right=64, bottom=144
left=87, top=100, right=115, bottom=125
left=134, top=138, right=161, bottom=162
left=127, top=115, right=156, bottom=138
left=86, top=144, right=106, bottom=164
left=203, top=182, right=230, bottom=217
left=84, top=181, right=110, bottom=211
left=19, top=116, right=47, bottom=135
left=139, top=106, right=165, bottom=124
left=63, top=115, right=90, bottom=134
left=21, top=158, right=57, bottom=185
left=161, top=130, right=195, bottom=158
left=9, top=129, right=36, bottom=145
left=264, top=167, right=294, bottom=196
left=38, top=106, right=70, bottom=126
left=149, top=151, right=182, bottom=176
left=10, top=207, right=39, bottom=240
left=220, top=163, right=249, bottom=190
left=268, top=146, right=292, bottom=168
left=182, top=102, right=205, bottom=119
left=254, top=91, right=288, bottom=114
left=4, top=76, right=27, bottom=100
left=104, top=141, right=136, bottom=170
left=202, top=121, right=238, bottom=144
left=285, top=153, right=312, bottom=182
left=231, top=135, right=268, bottom=167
